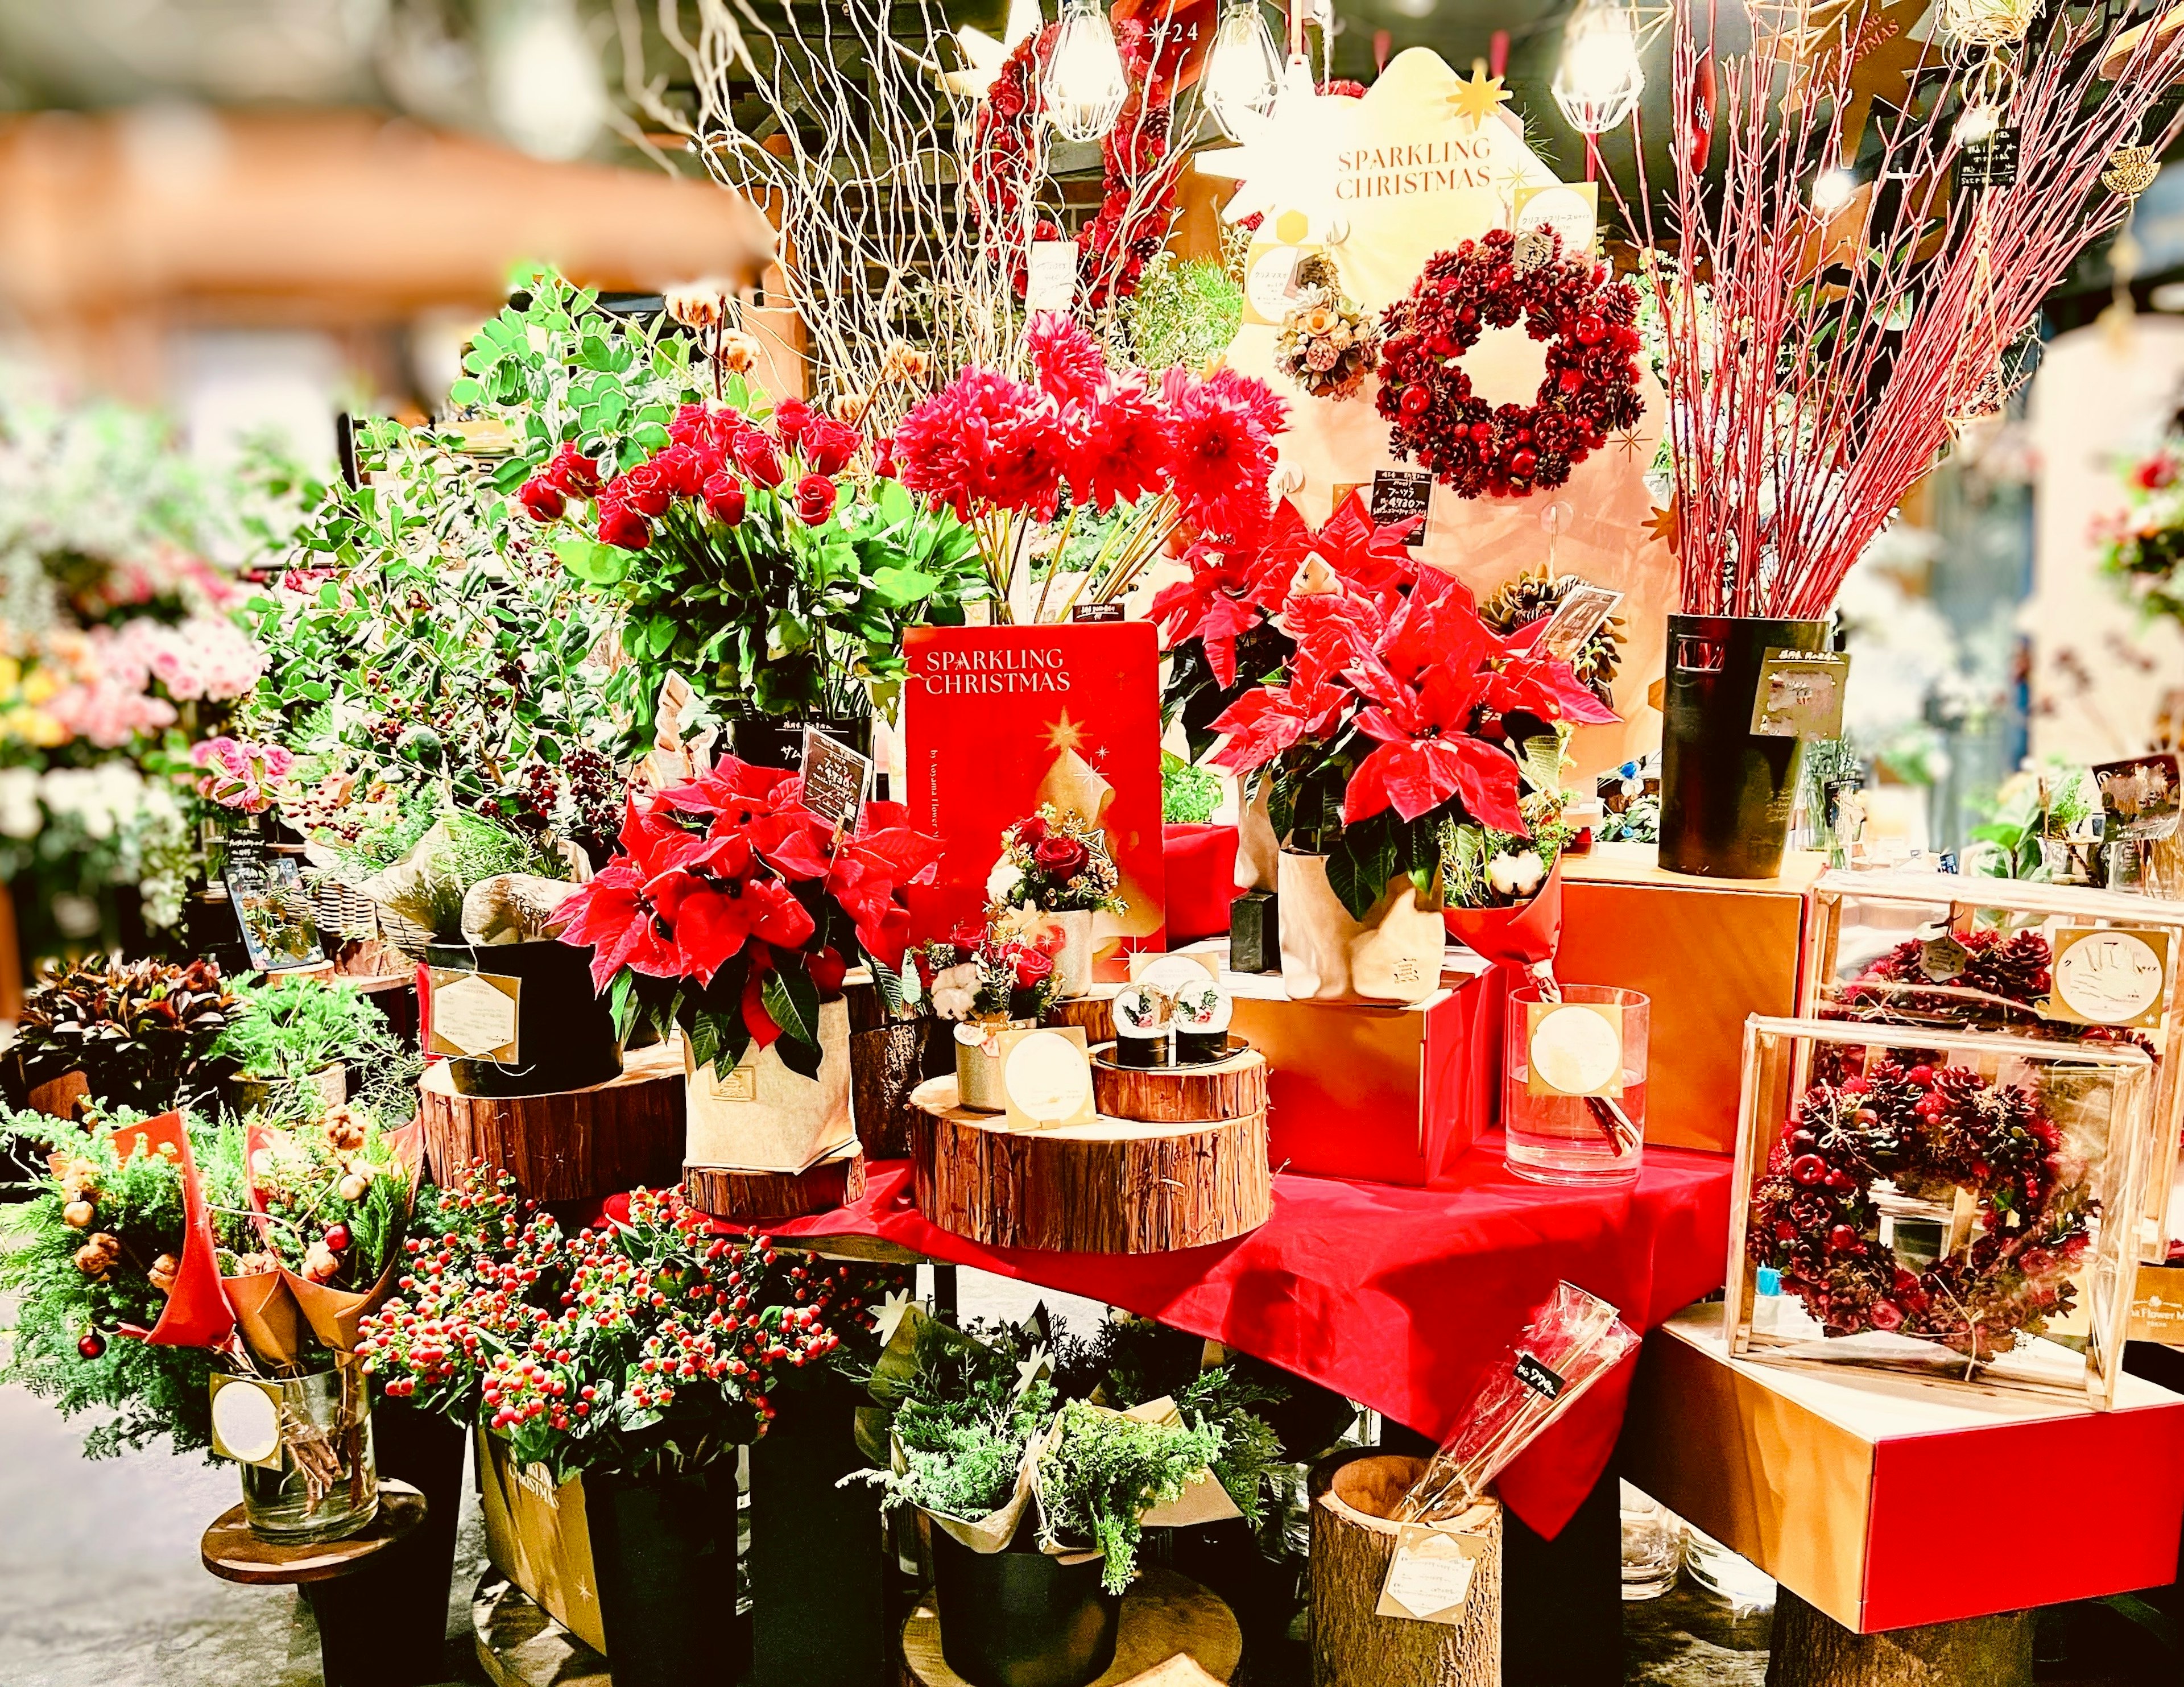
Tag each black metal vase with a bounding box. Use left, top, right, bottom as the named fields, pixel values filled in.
left=422, top=939, right=622, bottom=1097
left=930, top=1522, right=1120, bottom=1687
left=1657, top=613, right=1832, bottom=879
left=585, top=1463, right=741, bottom=1687
left=729, top=714, right=873, bottom=772
left=366, top=1399, right=470, bottom=1684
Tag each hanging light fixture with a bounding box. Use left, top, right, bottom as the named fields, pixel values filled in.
left=1044, top=0, right=1130, bottom=142
left=1552, top=0, right=1645, bottom=136
left=1204, top=0, right=1284, bottom=140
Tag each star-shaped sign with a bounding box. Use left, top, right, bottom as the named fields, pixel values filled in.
left=1044, top=708, right=1086, bottom=751
left=874, top=1288, right=916, bottom=1347
left=1644, top=500, right=1681, bottom=553
left=1015, top=1342, right=1053, bottom=1397
left=948, top=0, right=1042, bottom=101
left=1447, top=65, right=1513, bottom=130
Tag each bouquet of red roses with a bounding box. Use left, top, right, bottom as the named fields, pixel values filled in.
left=553, top=756, right=941, bottom=1080
left=1206, top=557, right=1614, bottom=921
left=888, top=314, right=1287, bottom=620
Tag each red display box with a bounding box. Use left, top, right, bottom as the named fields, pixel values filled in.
left=1623, top=1306, right=2184, bottom=1632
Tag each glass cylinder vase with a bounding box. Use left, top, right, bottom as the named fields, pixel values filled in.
left=230, top=1362, right=379, bottom=1544
left=1503, top=983, right=1649, bottom=1185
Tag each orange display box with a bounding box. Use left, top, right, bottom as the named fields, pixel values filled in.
left=1623, top=1307, right=2184, bottom=1632
left=1558, top=844, right=1822, bottom=1153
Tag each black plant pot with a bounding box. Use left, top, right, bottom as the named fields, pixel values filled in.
left=729, top=714, right=873, bottom=772
left=1657, top=613, right=1833, bottom=879
left=423, top=940, right=621, bottom=1098
left=930, top=1524, right=1120, bottom=1687
left=586, top=1463, right=741, bottom=1687
left=367, top=1399, right=469, bottom=1684
left=747, top=1373, right=890, bottom=1687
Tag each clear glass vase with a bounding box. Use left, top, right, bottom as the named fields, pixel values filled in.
left=1503, top=983, right=1649, bottom=1185
left=1619, top=1480, right=1682, bottom=1601
left=233, top=1363, right=379, bottom=1543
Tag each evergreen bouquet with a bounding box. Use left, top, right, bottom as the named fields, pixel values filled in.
left=361, top=1186, right=905, bottom=1480
left=553, top=756, right=941, bottom=1079
left=901, top=921, right=1066, bottom=1027
left=211, top=974, right=412, bottom=1118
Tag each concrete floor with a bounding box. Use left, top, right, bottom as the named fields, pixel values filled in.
left=0, top=1267, right=1772, bottom=1687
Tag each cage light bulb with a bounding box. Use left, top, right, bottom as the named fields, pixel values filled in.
left=1044, top=0, right=1128, bottom=143
left=1811, top=167, right=1858, bottom=212
left=1552, top=0, right=1645, bottom=136
left=1205, top=1, right=1283, bottom=141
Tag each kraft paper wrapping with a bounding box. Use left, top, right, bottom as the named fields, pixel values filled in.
left=640, top=670, right=718, bottom=789
left=1277, top=850, right=1443, bottom=1003
left=1039, top=746, right=1160, bottom=957
left=477, top=1428, right=607, bottom=1656
left=263, top=1122, right=425, bottom=1354
left=221, top=1269, right=305, bottom=1367
left=683, top=996, right=856, bottom=1173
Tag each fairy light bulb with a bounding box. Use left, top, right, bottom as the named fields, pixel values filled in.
left=1552, top=0, right=1645, bottom=135
left=1811, top=166, right=1858, bottom=212
left=1044, top=0, right=1128, bottom=142
left=1205, top=0, right=1283, bottom=140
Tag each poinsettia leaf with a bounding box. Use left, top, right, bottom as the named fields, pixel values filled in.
left=1327, top=814, right=1396, bottom=921
left=607, top=970, right=639, bottom=1041
left=774, top=1027, right=824, bottom=1081
left=688, top=1007, right=723, bottom=1073
left=760, top=966, right=822, bottom=1057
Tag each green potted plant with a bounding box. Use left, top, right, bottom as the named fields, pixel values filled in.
left=540, top=388, right=983, bottom=766
left=360, top=1184, right=904, bottom=1687
left=211, top=973, right=406, bottom=1118
left=7, top=956, right=238, bottom=1117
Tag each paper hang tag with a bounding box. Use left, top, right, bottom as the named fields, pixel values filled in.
left=1512, top=179, right=1600, bottom=257
left=1536, top=585, right=1624, bottom=665
left=1525, top=999, right=1625, bottom=1098
left=1071, top=602, right=1126, bottom=623
left=1240, top=238, right=1316, bottom=328
left=800, top=727, right=872, bottom=838
left=996, top=1024, right=1097, bottom=1131
left=209, top=1373, right=287, bottom=1469
left=427, top=969, right=522, bottom=1062
left=2046, top=926, right=2173, bottom=1029
left=1027, top=241, right=1079, bottom=315
left=1918, top=925, right=1970, bottom=983
left=1376, top=1522, right=1487, bottom=1624
left=1956, top=126, right=2020, bottom=190
left=1749, top=648, right=1850, bottom=739
left=1368, top=470, right=1432, bottom=547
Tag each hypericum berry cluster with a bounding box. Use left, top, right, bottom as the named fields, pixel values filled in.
left=1374, top=226, right=1643, bottom=499
left=361, top=1179, right=905, bottom=1481
left=1748, top=1060, right=2092, bottom=1359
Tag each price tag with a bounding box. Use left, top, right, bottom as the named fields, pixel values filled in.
left=1370, top=469, right=1432, bottom=547
left=1513, top=1350, right=1567, bottom=1400
left=1376, top=1521, right=1488, bottom=1623
left=427, top=969, right=522, bottom=1062
left=1525, top=999, right=1625, bottom=1098
left=1536, top=584, right=1624, bottom=664
left=209, top=1374, right=286, bottom=1469
left=1749, top=648, right=1850, bottom=739
left=799, top=728, right=872, bottom=837
left=1026, top=241, right=1078, bottom=315
left=997, top=1024, right=1097, bottom=1131
left=1957, top=127, right=2020, bottom=190
left=2047, top=927, right=2171, bottom=1029
left=1070, top=602, right=1126, bottom=623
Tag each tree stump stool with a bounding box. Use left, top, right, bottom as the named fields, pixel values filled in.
left=1309, top=1452, right=1500, bottom=1687
left=471, top=1572, right=612, bottom=1687
left=1767, top=1588, right=2034, bottom=1687
left=200, top=1480, right=430, bottom=1687
left=685, top=1139, right=868, bottom=1224
left=908, top=1075, right=1271, bottom=1253
left=416, top=1036, right=685, bottom=1202
left=901, top=1568, right=1240, bottom=1686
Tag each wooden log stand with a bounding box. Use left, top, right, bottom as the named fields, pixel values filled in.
left=472, top=1572, right=610, bottom=1687
left=684, top=1138, right=868, bottom=1224
left=845, top=975, right=950, bottom=1160
left=1091, top=1044, right=1267, bottom=1124
left=1309, top=1452, right=1501, bottom=1687
left=901, top=1567, right=1241, bottom=1686
left=416, top=1037, right=685, bottom=1204
left=1767, top=1589, right=2034, bottom=1687
left=1048, top=990, right=1118, bottom=1045
left=908, top=1075, right=1271, bottom=1253
left=200, top=1480, right=429, bottom=1687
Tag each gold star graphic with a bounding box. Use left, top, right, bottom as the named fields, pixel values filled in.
left=1644, top=501, right=1681, bottom=554
left=1044, top=709, right=1086, bottom=752
left=1447, top=67, right=1513, bottom=131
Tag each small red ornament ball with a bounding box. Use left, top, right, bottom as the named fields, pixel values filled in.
left=1575, top=313, right=1606, bottom=345
left=78, top=1332, right=105, bottom=1359
left=1790, top=1153, right=1827, bottom=1186
left=1840, top=1077, right=1871, bottom=1095
left=1400, top=385, right=1430, bottom=417
left=1509, top=447, right=1540, bottom=478
left=1829, top=1224, right=1860, bottom=1251
left=1906, top=1064, right=1935, bottom=1088
left=325, top=1223, right=351, bottom=1251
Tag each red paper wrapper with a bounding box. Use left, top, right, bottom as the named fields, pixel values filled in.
left=1442, top=859, right=1565, bottom=971
left=110, top=1112, right=237, bottom=1351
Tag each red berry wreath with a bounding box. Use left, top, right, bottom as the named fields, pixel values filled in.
left=1747, top=1058, right=2094, bottom=1362
left=1375, top=226, right=1644, bottom=499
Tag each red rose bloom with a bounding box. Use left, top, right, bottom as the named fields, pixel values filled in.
left=1032, top=834, right=1089, bottom=878
left=1014, top=948, right=1056, bottom=987
left=948, top=919, right=988, bottom=952
left=545, top=443, right=603, bottom=496
left=701, top=472, right=747, bottom=526
left=795, top=474, right=838, bottom=526
left=518, top=477, right=565, bottom=522
left=771, top=398, right=816, bottom=445
left=620, top=464, right=673, bottom=517
left=668, top=403, right=710, bottom=447
left=733, top=428, right=785, bottom=487
left=597, top=499, right=651, bottom=551
left=653, top=443, right=708, bottom=498
left=802, top=417, right=861, bottom=476
left=1012, top=814, right=1048, bottom=844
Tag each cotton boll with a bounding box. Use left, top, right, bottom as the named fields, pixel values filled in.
left=986, top=860, right=1025, bottom=903
left=1487, top=850, right=1545, bottom=899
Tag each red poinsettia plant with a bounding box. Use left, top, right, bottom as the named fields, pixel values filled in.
left=553, top=756, right=942, bottom=1080
left=888, top=313, right=1287, bottom=620
left=1203, top=547, right=1616, bottom=920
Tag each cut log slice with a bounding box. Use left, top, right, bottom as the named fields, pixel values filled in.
left=901, top=1567, right=1240, bottom=1686
left=908, top=1076, right=1270, bottom=1254
left=685, top=1140, right=867, bottom=1225
left=1309, top=1451, right=1500, bottom=1687
left=1091, top=1044, right=1267, bottom=1124
left=1046, top=990, right=1118, bottom=1045
left=1766, top=1587, right=2033, bottom=1687
left=416, top=1037, right=684, bottom=1204
left=849, top=1018, right=949, bottom=1161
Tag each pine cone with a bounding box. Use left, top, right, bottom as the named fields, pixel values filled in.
left=1960, top=929, right=2053, bottom=1005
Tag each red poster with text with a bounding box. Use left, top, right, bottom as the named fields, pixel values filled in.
left=904, top=623, right=1164, bottom=958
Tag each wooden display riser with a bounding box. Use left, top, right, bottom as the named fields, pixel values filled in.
left=1768, top=1589, right=2033, bottom=1687
left=685, top=1140, right=867, bottom=1224
left=472, top=1572, right=609, bottom=1687
left=908, top=1076, right=1271, bottom=1254
left=1091, top=1044, right=1267, bottom=1124
left=900, top=1568, right=1240, bottom=1686
left=417, top=1036, right=685, bottom=1204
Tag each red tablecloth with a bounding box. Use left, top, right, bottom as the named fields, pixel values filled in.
left=711, top=1135, right=1734, bottom=1539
